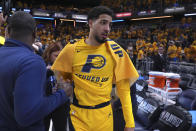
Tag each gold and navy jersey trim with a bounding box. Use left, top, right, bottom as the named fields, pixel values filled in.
left=106, top=39, right=113, bottom=41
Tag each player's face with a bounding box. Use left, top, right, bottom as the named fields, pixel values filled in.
left=90, top=14, right=112, bottom=44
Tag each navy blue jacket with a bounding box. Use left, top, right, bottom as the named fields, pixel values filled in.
left=0, top=39, right=68, bottom=131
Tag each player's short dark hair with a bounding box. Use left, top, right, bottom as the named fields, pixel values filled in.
left=7, top=11, right=36, bottom=39
left=87, top=6, right=113, bottom=22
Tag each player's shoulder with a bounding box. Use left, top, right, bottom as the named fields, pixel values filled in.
left=106, top=39, right=124, bottom=49
left=106, top=38, right=116, bottom=43
left=106, top=39, right=121, bottom=45
left=63, top=39, right=84, bottom=52
left=69, top=38, right=81, bottom=44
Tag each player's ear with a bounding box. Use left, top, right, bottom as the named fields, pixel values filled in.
left=88, top=19, right=93, bottom=28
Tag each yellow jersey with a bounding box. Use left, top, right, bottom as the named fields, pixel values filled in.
left=72, top=40, right=114, bottom=106
left=52, top=39, right=139, bottom=128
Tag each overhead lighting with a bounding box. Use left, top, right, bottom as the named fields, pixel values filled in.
left=112, top=20, right=124, bottom=22
left=116, top=12, right=132, bottom=18
left=138, top=10, right=156, bottom=16
left=164, top=7, right=185, bottom=14
left=75, top=20, right=87, bottom=23
left=72, top=14, right=87, bottom=20
left=60, top=19, right=74, bottom=22
left=33, top=17, right=54, bottom=20
left=24, top=9, right=31, bottom=13
left=184, top=13, right=196, bottom=16
left=12, top=8, right=16, bottom=11
left=131, top=16, right=172, bottom=21
left=54, top=13, right=67, bottom=18
left=33, top=11, right=50, bottom=17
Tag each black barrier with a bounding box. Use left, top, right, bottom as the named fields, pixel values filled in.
left=169, top=62, right=196, bottom=75
left=176, top=89, right=196, bottom=110
left=192, top=98, right=196, bottom=110
left=190, top=78, right=196, bottom=90
left=136, top=97, right=162, bottom=128
left=169, top=65, right=180, bottom=73
left=179, top=77, right=189, bottom=90
left=151, top=105, right=192, bottom=131
left=136, top=91, right=147, bottom=106
left=136, top=79, right=148, bottom=92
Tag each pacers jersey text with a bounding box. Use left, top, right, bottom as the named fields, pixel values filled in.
left=72, top=40, right=114, bottom=106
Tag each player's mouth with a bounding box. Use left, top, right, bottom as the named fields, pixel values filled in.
left=101, top=33, right=108, bottom=39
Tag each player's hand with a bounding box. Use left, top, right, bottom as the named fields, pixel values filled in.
left=124, top=127, right=134, bottom=131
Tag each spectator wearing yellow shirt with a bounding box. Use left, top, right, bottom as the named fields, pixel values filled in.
left=190, top=42, right=196, bottom=63
left=167, top=40, right=178, bottom=62
left=146, top=44, right=154, bottom=58
left=153, top=41, right=159, bottom=55
left=176, top=42, right=183, bottom=62
left=152, top=41, right=157, bottom=48
left=109, top=30, right=116, bottom=39
left=184, top=45, right=191, bottom=62
left=136, top=38, right=145, bottom=51
left=137, top=47, right=145, bottom=69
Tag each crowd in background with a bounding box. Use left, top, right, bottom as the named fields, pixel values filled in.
left=1, top=16, right=196, bottom=64
left=101, top=0, right=194, bottom=12
left=1, top=0, right=195, bottom=65
left=9, top=0, right=195, bottom=14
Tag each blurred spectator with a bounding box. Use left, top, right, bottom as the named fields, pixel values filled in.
left=42, top=41, right=71, bottom=131
left=152, top=46, right=167, bottom=72
left=167, top=40, right=178, bottom=62
left=127, top=44, right=137, bottom=66
left=137, top=46, right=145, bottom=69
left=190, top=41, right=196, bottom=63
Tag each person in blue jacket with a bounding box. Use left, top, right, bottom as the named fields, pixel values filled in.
left=0, top=11, right=71, bottom=131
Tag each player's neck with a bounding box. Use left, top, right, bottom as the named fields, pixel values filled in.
left=85, top=35, right=101, bottom=46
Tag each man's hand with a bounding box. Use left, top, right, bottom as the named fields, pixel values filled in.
left=124, top=127, right=134, bottom=131
left=32, top=42, right=42, bottom=52
left=57, top=80, right=73, bottom=97
left=54, top=71, right=73, bottom=96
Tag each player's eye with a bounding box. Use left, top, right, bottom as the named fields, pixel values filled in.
left=100, top=20, right=107, bottom=25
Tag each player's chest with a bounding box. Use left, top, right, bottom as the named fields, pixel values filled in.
left=73, top=47, right=114, bottom=73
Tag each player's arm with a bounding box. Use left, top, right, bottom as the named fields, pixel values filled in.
left=116, top=79, right=135, bottom=130
left=53, top=70, right=72, bottom=82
